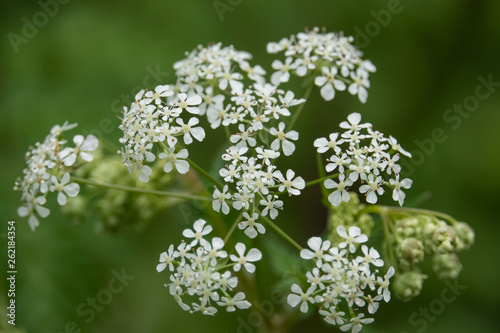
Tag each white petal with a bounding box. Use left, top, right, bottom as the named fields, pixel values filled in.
left=307, top=237, right=322, bottom=251
left=175, top=160, right=190, bottom=174
left=57, top=192, right=67, bottom=206
left=246, top=248, right=262, bottom=261
left=320, top=83, right=335, bottom=101
left=63, top=183, right=80, bottom=197
left=81, top=135, right=99, bottom=151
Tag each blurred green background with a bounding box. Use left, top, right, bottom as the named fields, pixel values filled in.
left=1, top=0, right=499, bottom=332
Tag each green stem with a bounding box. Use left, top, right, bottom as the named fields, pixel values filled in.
left=224, top=212, right=244, bottom=244
left=287, top=83, right=314, bottom=131
left=387, top=207, right=458, bottom=225
left=380, top=207, right=397, bottom=266
left=72, top=176, right=211, bottom=202
left=357, top=205, right=458, bottom=226
left=259, top=214, right=303, bottom=251
left=305, top=173, right=339, bottom=187
left=186, top=158, right=224, bottom=188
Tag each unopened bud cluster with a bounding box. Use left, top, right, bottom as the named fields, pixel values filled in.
left=390, top=215, right=474, bottom=301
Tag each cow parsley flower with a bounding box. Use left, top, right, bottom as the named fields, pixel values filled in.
left=14, top=122, right=97, bottom=230
left=268, top=27, right=376, bottom=103
left=288, top=227, right=394, bottom=332
left=315, top=112, right=413, bottom=206
left=159, top=148, right=190, bottom=174
left=230, top=243, right=262, bottom=273
left=156, top=220, right=256, bottom=316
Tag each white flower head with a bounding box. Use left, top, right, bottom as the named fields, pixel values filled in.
left=336, top=225, right=368, bottom=253
left=230, top=243, right=262, bottom=273
left=182, top=219, right=213, bottom=246
left=49, top=173, right=80, bottom=206
left=159, top=148, right=190, bottom=174
left=238, top=212, right=265, bottom=239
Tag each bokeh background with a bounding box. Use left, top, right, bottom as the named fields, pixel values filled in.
left=1, top=0, right=499, bottom=332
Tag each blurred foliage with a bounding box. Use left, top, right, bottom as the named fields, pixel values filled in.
left=1, top=0, right=499, bottom=332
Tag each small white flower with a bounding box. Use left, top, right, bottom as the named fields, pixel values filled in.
left=238, top=212, right=265, bottom=239
left=217, top=64, right=244, bottom=93
left=319, top=307, right=346, bottom=325
left=324, top=174, right=353, bottom=206
left=159, top=148, right=190, bottom=174
left=314, top=67, right=347, bottom=101
left=255, top=147, right=280, bottom=165
left=259, top=194, right=283, bottom=220
left=182, top=219, right=213, bottom=246
left=232, top=189, right=254, bottom=211
left=230, top=243, right=262, bottom=273
left=300, top=237, right=333, bottom=267
left=212, top=185, right=231, bottom=215
left=201, top=237, right=227, bottom=266
left=287, top=284, right=316, bottom=313
left=390, top=176, right=413, bottom=206
left=222, top=146, right=248, bottom=164
left=278, top=169, right=305, bottom=196
left=172, top=93, right=202, bottom=114
left=314, top=133, right=344, bottom=154
left=339, top=112, right=370, bottom=132
left=336, top=226, right=368, bottom=253
left=49, top=173, right=80, bottom=206
left=359, top=174, right=384, bottom=204
left=18, top=194, right=50, bottom=231
left=175, top=117, right=206, bottom=145
left=388, top=135, right=412, bottom=158
left=348, top=69, right=371, bottom=104
left=145, top=84, right=173, bottom=105
left=156, top=244, right=177, bottom=272
left=377, top=266, right=395, bottom=302
left=230, top=124, right=257, bottom=148
left=357, top=245, right=384, bottom=267
left=217, top=292, right=251, bottom=312
left=270, top=57, right=295, bottom=85
left=340, top=313, right=374, bottom=333
left=60, top=134, right=99, bottom=166
left=270, top=122, right=299, bottom=156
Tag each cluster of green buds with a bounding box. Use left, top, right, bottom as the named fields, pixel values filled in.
left=389, top=213, right=474, bottom=301
left=62, top=148, right=181, bottom=233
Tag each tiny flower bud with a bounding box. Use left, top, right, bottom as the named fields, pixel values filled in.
left=432, top=253, right=462, bottom=280
left=454, top=222, right=475, bottom=251
left=393, top=271, right=426, bottom=302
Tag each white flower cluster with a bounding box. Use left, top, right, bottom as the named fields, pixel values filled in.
left=288, top=226, right=394, bottom=333
left=156, top=219, right=262, bottom=315
left=118, top=87, right=205, bottom=182
left=315, top=112, right=413, bottom=206
left=267, top=27, right=376, bottom=103
left=14, top=122, right=98, bottom=230
left=211, top=86, right=308, bottom=237
left=174, top=42, right=266, bottom=94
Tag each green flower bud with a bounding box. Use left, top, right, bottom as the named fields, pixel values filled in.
left=432, top=224, right=457, bottom=253
left=398, top=237, right=425, bottom=269
left=454, top=222, right=474, bottom=251
left=393, top=271, right=426, bottom=302
left=432, top=253, right=462, bottom=280
left=395, top=217, right=420, bottom=238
